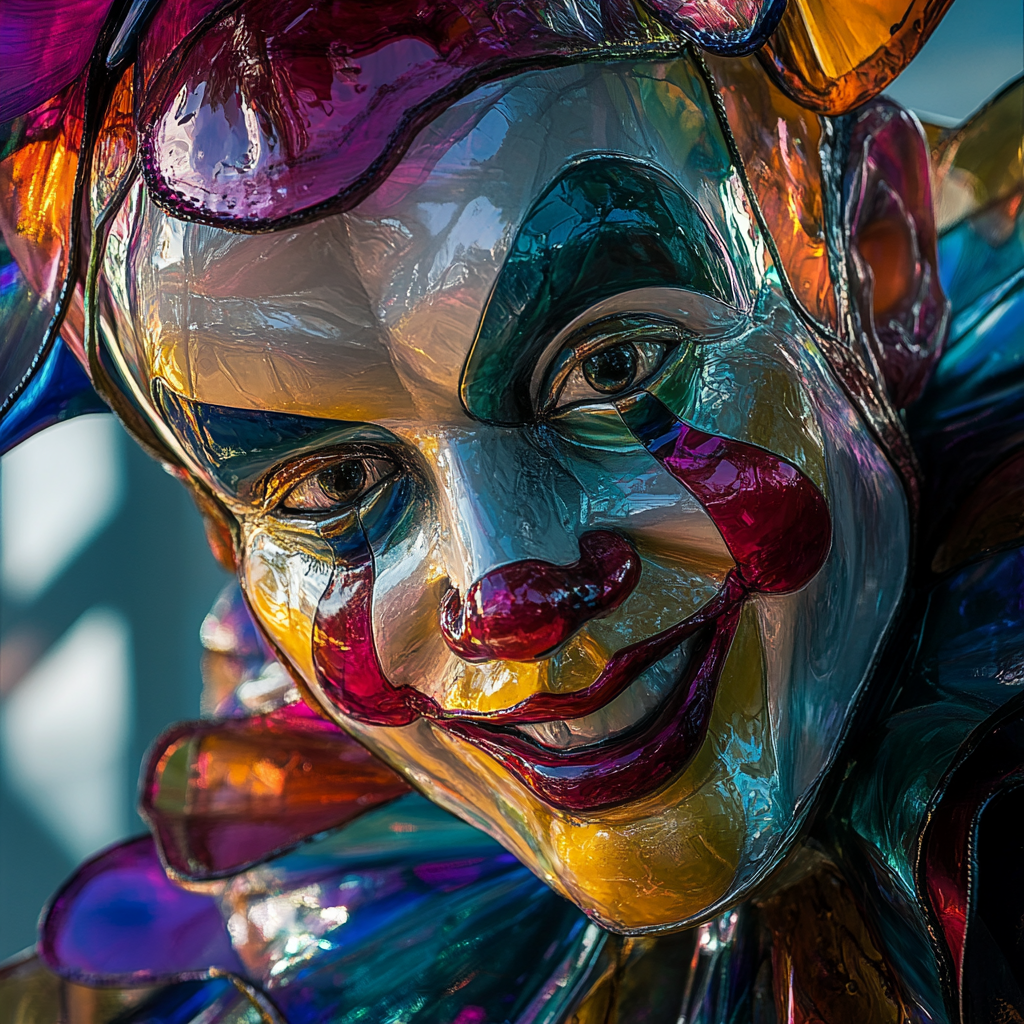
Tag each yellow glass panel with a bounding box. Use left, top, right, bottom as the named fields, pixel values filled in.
left=932, top=77, right=1024, bottom=233
left=0, top=954, right=155, bottom=1024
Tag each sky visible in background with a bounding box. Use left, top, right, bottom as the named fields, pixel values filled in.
left=886, top=0, right=1023, bottom=122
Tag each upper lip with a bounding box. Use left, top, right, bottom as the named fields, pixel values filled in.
left=428, top=571, right=743, bottom=726
left=429, top=572, right=748, bottom=812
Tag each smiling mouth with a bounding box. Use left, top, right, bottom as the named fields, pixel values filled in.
left=437, top=572, right=747, bottom=812
left=516, top=630, right=704, bottom=750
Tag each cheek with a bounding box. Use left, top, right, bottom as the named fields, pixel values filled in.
left=346, top=603, right=774, bottom=931
left=619, top=390, right=831, bottom=594
left=241, top=524, right=333, bottom=684
left=368, top=512, right=452, bottom=694
left=647, top=327, right=829, bottom=499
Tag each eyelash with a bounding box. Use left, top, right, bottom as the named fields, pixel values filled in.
left=279, top=456, right=397, bottom=514
left=542, top=320, right=683, bottom=414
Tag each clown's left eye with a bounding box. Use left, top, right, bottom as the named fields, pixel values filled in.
left=281, top=457, right=396, bottom=513
left=549, top=338, right=672, bottom=412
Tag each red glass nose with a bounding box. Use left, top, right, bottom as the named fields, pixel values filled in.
left=439, top=531, right=641, bottom=662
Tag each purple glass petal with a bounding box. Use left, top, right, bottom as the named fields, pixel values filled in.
left=40, top=836, right=245, bottom=986
left=138, top=0, right=600, bottom=229
left=136, top=0, right=791, bottom=230
left=641, top=0, right=787, bottom=56
left=0, top=0, right=114, bottom=121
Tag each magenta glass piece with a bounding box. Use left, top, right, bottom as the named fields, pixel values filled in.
left=140, top=701, right=410, bottom=880
left=643, top=0, right=786, bottom=55
left=132, top=0, right=793, bottom=229
left=135, top=0, right=227, bottom=88
left=40, top=835, right=244, bottom=985
left=618, top=391, right=832, bottom=594
left=0, top=0, right=114, bottom=121
left=314, top=539, right=429, bottom=727
left=439, top=530, right=640, bottom=662
left=846, top=98, right=948, bottom=409
left=138, top=0, right=602, bottom=230
left=653, top=0, right=763, bottom=32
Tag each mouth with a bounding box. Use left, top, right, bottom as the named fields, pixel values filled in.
left=515, top=629, right=703, bottom=751
left=438, top=572, right=746, bottom=812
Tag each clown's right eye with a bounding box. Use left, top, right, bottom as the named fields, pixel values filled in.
left=537, top=314, right=685, bottom=416
left=547, top=337, right=674, bottom=412
left=281, top=457, right=395, bottom=513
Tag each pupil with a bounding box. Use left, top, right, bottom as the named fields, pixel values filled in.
left=583, top=343, right=638, bottom=394
left=321, top=461, right=367, bottom=502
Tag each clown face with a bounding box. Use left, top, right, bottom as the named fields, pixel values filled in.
left=99, top=57, right=909, bottom=930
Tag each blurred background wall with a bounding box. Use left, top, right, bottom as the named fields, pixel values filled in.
left=0, top=0, right=1021, bottom=963
left=0, top=417, right=226, bottom=958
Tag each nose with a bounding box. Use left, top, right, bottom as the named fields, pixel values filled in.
left=439, top=531, right=641, bottom=662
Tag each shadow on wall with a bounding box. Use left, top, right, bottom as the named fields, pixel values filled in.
left=0, top=414, right=227, bottom=960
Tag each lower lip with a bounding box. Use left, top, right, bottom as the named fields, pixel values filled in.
left=440, top=573, right=746, bottom=813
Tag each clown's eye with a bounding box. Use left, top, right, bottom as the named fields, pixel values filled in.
left=583, top=343, right=641, bottom=392
left=282, top=457, right=395, bottom=513
left=551, top=339, right=670, bottom=411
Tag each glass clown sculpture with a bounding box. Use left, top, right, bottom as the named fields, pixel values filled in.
left=1, top=0, right=1023, bottom=1021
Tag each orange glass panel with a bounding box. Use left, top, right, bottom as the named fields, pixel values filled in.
left=759, top=855, right=917, bottom=1022
left=142, top=701, right=410, bottom=879
left=91, top=65, right=136, bottom=222
left=0, top=80, right=86, bottom=398
left=855, top=216, right=915, bottom=317
left=760, top=0, right=955, bottom=115
left=0, top=81, right=84, bottom=304
left=705, top=54, right=837, bottom=331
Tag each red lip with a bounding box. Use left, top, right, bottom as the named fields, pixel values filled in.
left=438, top=572, right=746, bottom=812
left=310, top=390, right=830, bottom=812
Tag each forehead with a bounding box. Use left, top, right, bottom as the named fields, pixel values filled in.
left=112, top=58, right=757, bottom=424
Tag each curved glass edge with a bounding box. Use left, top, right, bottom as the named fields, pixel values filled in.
left=0, top=335, right=107, bottom=457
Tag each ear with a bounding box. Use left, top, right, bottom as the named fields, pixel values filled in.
left=169, top=467, right=241, bottom=572
left=843, top=98, right=949, bottom=409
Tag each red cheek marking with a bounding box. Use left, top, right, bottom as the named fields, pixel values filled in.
left=617, top=391, right=831, bottom=593
left=439, top=531, right=641, bottom=662
left=309, top=395, right=830, bottom=743
left=312, top=537, right=426, bottom=727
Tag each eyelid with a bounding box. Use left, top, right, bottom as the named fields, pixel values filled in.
left=260, top=446, right=398, bottom=514
left=528, top=289, right=748, bottom=406
left=283, top=458, right=395, bottom=515
left=539, top=316, right=684, bottom=415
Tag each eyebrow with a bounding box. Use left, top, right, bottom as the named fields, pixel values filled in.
left=156, top=382, right=393, bottom=499
left=459, top=154, right=734, bottom=425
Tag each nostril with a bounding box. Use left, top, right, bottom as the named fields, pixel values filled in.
left=439, top=587, right=468, bottom=651
left=439, top=530, right=641, bottom=663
